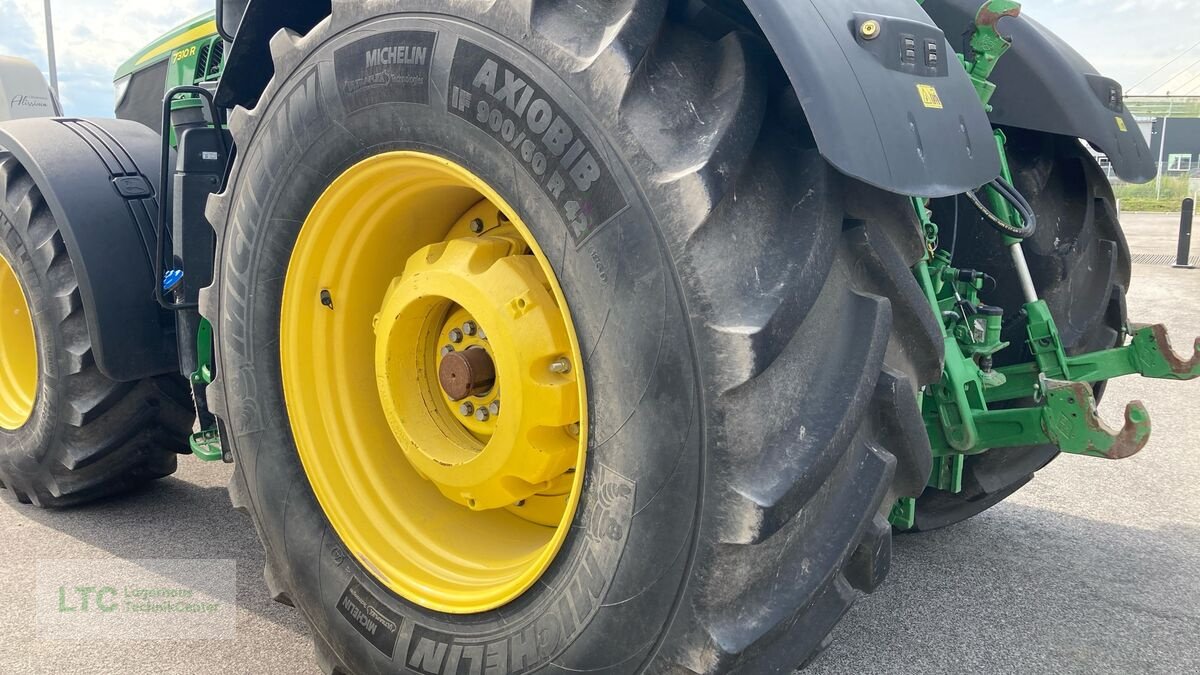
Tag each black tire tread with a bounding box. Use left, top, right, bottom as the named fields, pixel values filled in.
left=204, top=2, right=941, bottom=672
left=0, top=155, right=194, bottom=508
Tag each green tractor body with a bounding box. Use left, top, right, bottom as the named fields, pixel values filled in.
left=0, top=1, right=1191, bottom=671
left=114, top=12, right=225, bottom=141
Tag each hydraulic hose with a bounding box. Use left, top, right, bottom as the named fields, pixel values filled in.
left=965, top=176, right=1037, bottom=239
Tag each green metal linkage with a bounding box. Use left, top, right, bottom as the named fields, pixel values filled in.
left=929, top=455, right=964, bottom=492
left=985, top=130, right=1024, bottom=243
left=965, top=0, right=1021, bottom=108
left=890, top=498, right=917, bottom=531
left=189, top=317, right=223, bottom=462
left=988, top=324, right=1200, bottom=403
left=192, top=318, right=215, bottom=385
left=891, top=0, right=1168, bottom=529
left=942, top=381, right=1151, bottom=460
left=1023, top=300, right=1071, bottom=379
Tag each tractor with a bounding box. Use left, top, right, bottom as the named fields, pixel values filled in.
left=0, top=55, right=60, bottom=122
left=0, top=0, right=1192, bottom=672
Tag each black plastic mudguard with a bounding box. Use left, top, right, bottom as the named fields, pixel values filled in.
left=0, top=118, right=178, bottom=381
left=218, top=0, right=998, bottom=197
left=744, top=0, right=1002, bottom=197
left=923, top=0, right=1155, bottom=184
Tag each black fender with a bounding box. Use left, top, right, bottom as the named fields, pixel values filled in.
left=216, top=0, right=1000, bottom=197
left=0, top=118, right=178, bottom=381
left=923, top=0, right=1155, bottom=184
left=742, top=0, right=1002, bottom=196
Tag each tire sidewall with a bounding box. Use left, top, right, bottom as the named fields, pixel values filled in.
left=216, top=13, right=702, bottom=673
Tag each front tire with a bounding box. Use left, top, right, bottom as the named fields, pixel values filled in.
left=205, top=3, right=940, bottom=671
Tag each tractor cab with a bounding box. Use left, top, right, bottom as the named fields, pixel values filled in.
left=0, top=55, right=59, bottom=121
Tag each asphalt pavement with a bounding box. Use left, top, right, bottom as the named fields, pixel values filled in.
left=0, top=213, right=1197, bottom=674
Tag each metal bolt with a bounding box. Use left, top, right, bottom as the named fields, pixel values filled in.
left=549, top=357, right=572, bottom=374
left=441, top=345, right=455, bottom=357
left=448, top=328, right=463, bottom=343
left=469, top=218, right=485, bottom=234
left=463, top=321, right=478, bottom=336
left=475, top=407, right=490, bottom=422
left=459, top=402, right=474, bottom=416
left=566, top=422, right=580, bottom=437
left=860, top=19, right=881, bottom=40
left=477, top=327, right=487, bottom=340
left=488, top=400, right=500, bottom=416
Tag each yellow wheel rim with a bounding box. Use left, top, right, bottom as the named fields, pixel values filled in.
left=0, top=253, right=37, bottom=430
left=281, top=152, right=587, bottom=614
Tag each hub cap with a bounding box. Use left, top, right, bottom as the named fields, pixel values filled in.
left=0, top=253, right=37, bottom=429
left=280, top=152, right=587, bottom=613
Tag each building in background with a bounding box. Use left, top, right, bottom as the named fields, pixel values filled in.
left=1119, top=96, right=1200, bottom=181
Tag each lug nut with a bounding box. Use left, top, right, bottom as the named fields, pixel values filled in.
left=549, top=357, right=572, bottom=374
left=441, top=345, right=455, bottom=356
left=475, top=407, right=490, bottom=422
left=463, top=321, right=477, bottom=336
left=448, top=328, right=463, bottom=343
left=488, top=400, right=500, bottom=416
left=469, top=218, right=485, bottom=234
left=459, top=402, right=474, bottom=416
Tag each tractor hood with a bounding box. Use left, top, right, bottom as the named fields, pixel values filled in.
left=114, top=12, right=218, bottom=81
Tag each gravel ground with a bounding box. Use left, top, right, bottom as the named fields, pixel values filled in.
left=0, top=214, right=1197, bottom=674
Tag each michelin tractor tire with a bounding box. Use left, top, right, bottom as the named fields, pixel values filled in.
left=914, top=129, right=1132, bottom=531
left=0, top=154, right=193, bottom=507
left=204, top=3, right=941, bottom=672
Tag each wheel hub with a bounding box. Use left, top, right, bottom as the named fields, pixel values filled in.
left=374, top=235, right=579, bottom=511
left=439, top=347, right=496, bottom=401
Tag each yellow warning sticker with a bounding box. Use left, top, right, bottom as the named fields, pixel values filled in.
left=1116, top=116, right=1128, bottom=132
left=918, top=84, right=944, bottom=110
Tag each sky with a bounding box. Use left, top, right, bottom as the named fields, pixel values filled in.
left=0, top=0, right=1194, bottom=118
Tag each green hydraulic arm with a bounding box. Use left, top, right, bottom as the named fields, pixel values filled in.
left=892, top=0, right=1200, bottom=529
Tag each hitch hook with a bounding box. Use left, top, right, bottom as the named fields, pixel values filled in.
left=1043, top=381, right=1151, bottom=460
left=1132, top=324, right=1200, bottom=380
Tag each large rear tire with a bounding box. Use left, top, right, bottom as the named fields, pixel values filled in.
left=204, top=3, right=940, bottom=671
left=0, top=154, right=194, bottom=507
left=915, top=130, right=1131, bottom=531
